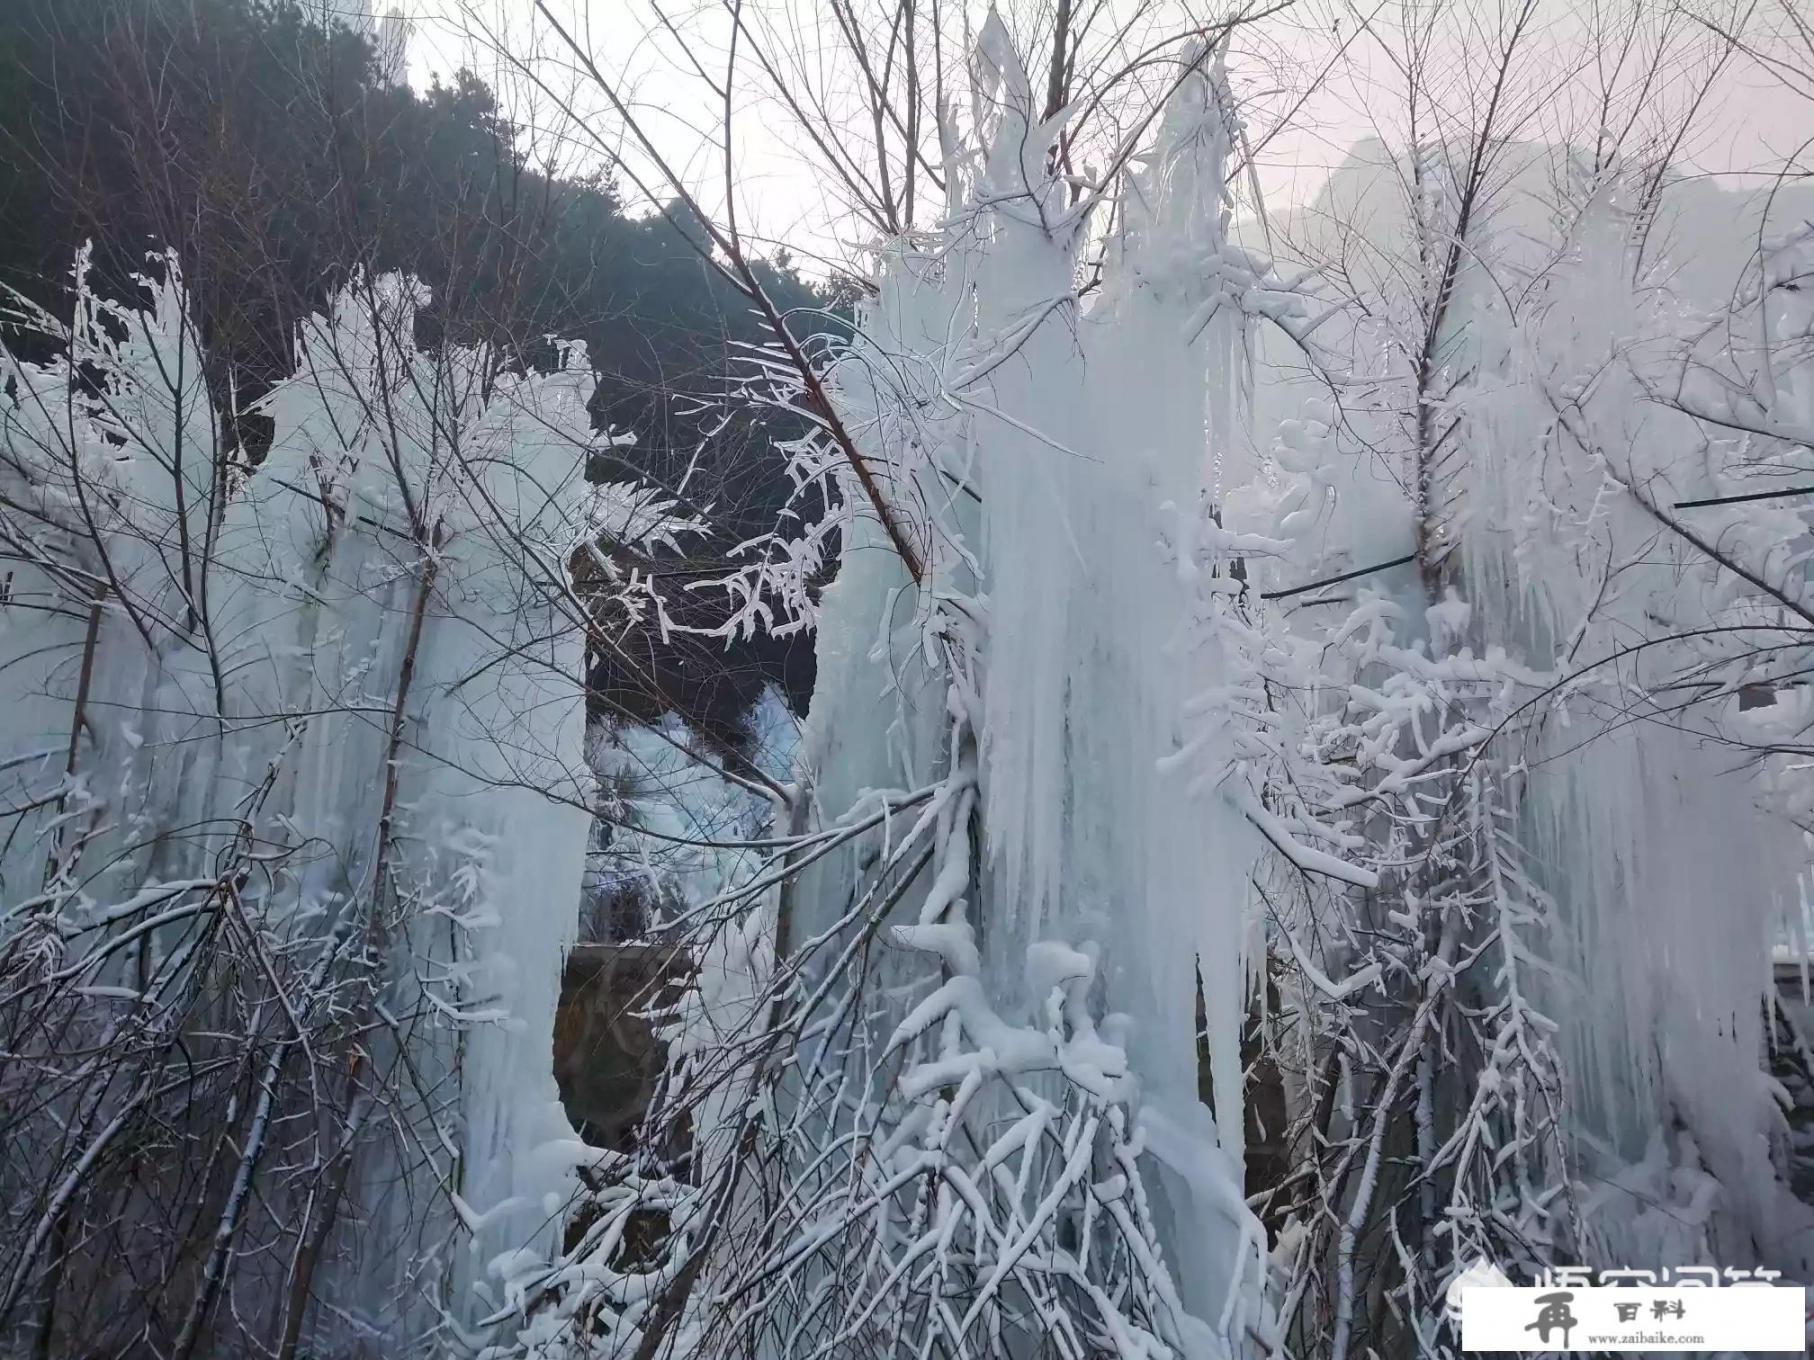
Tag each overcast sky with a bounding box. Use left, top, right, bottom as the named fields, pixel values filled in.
left=324, top=0, right=1812, bottom=273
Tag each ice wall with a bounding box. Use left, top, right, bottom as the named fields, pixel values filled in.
left=1448, top=183, right=1814, bottom=1274
left=796, top=35, right=1274, bottom=1354
left=0, top=261, right=639, bottom=1351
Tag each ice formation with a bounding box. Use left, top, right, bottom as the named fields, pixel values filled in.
left=8, top=13, right=1814, bottom=1358
left=0, top=257, right=684, bottom=1350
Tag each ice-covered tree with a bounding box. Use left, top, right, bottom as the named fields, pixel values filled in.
left=0, top=251, right=698, bottom=1356
left=479, top=4, right=1814, bottom=1357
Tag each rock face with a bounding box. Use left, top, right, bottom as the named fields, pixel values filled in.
left=553, top=944, right=684, bottom=1152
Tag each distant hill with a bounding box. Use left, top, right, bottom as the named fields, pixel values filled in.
left=0, top=0, right=827, bottom=731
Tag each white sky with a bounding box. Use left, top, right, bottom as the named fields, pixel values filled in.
left=335, top=0, right=1813, bottom=274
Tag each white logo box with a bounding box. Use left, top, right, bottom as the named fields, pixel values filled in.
left=1458, top=1285, right=1806, bottom=1352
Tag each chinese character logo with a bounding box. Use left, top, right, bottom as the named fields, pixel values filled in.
left=1526, top=1291, right=1579, bottom=1348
